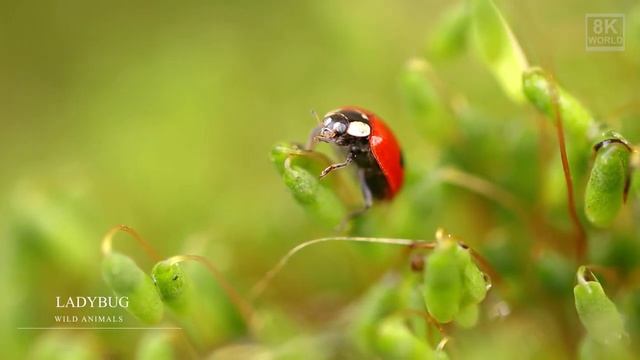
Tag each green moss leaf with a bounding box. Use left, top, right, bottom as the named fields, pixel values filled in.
left=427, top=3, right=470, bottom=61
left=400, top=59, right=455, bottom=144
left=471, top=0, right=528, bottom=102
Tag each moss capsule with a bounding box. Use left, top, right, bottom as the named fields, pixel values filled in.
left=423, top=241, right=464, bottom=323
left=584, top=141, right=631, bottom=228
left=152, top=260, right=190, bottom=313
left=579, top=335, right=632, bottom=360
left=574, top=267, right=626, bottom=345
left=462, top=258, right=489, bottom=306
left=102, top=252, right=163, bottom=324
left=271, top=143, right=349, bottom=226
left=281, top=157, right=346, bottom=226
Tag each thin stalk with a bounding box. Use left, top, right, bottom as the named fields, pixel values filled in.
left=101, top=225, right=161, bottom=261
left=548, top=77, right=587, bottom=261
left=436, top=337, right=450, bottom=352
left=249, top=237, right=435, bottom=301
left=400, top=308, right=448, bottom=339
left=437, top=167, right=532, bottom=225
left=166, top=255, right=255, bottom=331
left=576, top=265, right=598, bottom=286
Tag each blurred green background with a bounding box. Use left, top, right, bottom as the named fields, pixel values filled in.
left=1, top=0, right=639, bottom=358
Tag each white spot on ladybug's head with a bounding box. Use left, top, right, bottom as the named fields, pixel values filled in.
left=360, top=113, right=369, bottom=121
left=347, top=121, right=371, bottom=137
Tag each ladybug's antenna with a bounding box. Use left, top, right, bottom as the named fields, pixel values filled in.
left=310, top=109, right=321, bottom=124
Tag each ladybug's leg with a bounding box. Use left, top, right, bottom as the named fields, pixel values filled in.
left=336, top=170, right=372, bottom=231
left=319, top=153, right=354, bottom=178
left=356, top=168, right=373, bottom=211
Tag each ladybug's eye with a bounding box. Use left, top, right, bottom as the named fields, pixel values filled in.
left=332, top=122, right=347, bottom=134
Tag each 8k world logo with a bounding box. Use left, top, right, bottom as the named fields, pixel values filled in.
left=586, top=14, right=625, bottom=51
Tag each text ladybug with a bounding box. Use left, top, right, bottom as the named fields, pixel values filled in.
left=307, top=106, right=404, bottom=211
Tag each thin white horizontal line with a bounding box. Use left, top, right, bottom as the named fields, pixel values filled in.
left=17, top=327, right=182, bottom=330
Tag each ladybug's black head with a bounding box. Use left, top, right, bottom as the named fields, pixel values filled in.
left=314, top=110, right=371, bottom=147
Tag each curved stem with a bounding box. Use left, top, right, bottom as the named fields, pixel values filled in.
left=576, top=265, right=598, bottom=286
left=548, top=76, right=587, bottom=262
left=249, top=237, right=435, bottom=301
left=436, top=337, right=450, bottom=352
left=631, top=146, right=640, bottom=169
left=437, top=167, right=532, bottom=225
left=166, top=255, right=254, bottom=331
left=101, top=225, right=161, bottom=261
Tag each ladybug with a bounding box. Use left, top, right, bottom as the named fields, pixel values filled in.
left=307, top=106, right=404, bottom=211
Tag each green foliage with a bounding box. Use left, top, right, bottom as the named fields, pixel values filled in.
left=102, top=252, right=164, bottom=324
left=522, top=68, right=634, bottom=227
left=29, top=333, right=98, bottom=360
left=350, top=275, right=401, bottom=354
left=400, top=59, right=455, bottom=144
left=8, top=182, right=98, bottom=275
left=471, top=0, right=528, bottom=102
left=427, top=2, right=470, bottom=61
left=535, top=250, right=575, bottom=296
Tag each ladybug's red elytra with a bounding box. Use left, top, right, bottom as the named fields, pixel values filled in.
left=307, top=106, right=404, bottom=211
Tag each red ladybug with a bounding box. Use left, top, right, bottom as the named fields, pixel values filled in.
left=307, top=106, right=404, bottom=210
